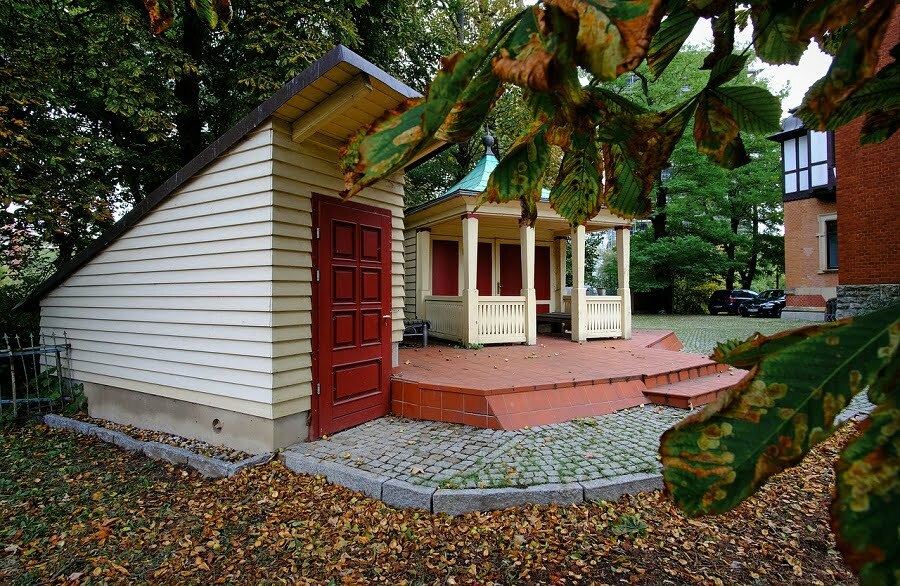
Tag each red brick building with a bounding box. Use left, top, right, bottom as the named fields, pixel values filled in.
left=771, top=12, right=900, bottom=320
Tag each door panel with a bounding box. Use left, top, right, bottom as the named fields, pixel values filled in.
left=431, top=239, right=459, bottom=295
left=499, top=244, right=522, bottom=296
left=477, top=242, right=493, bottom=295
left=314, top=197, right=392, bottom=437
left=535, top=246, right=551, bottom=313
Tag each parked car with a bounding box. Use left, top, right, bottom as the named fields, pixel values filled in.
left=739, top=289, right=786, bottom=318
left=707, top=289, right=758, bottom=315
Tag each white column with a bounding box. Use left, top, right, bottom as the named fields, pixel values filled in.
left=461, top=214, right=479, bottom=346
left=555, top=237, right=567, bottom=312
left=570, top=225, right=588, bottom=342
left=616, top=225, right=632, bottom=339
left=415, top=228, right=432, bottom=319
left=520, top=225, right=537, bottom=345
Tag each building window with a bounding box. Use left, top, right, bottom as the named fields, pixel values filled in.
left=630, top=220, right=651, bottom=235
left=825, top=219, right=838, bottom=269
left=818, top=213, right=838, bottom=271
left=782, top=130, right=833, bottom=196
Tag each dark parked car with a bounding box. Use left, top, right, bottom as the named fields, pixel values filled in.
left=739, top=289, right=786, bottom=318
left=707, top=289, right=758, bottom=315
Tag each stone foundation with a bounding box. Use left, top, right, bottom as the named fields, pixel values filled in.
left=836, top=284, right=900, bottom=319
left=782, top=307, right=826, bottom=321
left=83, top=383, right=309, bottom=454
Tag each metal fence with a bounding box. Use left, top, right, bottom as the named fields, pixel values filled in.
left=1, top=332, right=79, bottom=421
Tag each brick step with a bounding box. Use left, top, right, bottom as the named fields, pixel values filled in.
left=642, top=361, right=730, bottom=390
left=643, top=368, right=748, bottom=409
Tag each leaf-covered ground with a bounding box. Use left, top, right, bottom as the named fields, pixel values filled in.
left=1, top=422, right=857, bottom=585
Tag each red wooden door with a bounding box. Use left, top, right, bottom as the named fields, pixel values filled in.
left=313, top=197, right=392, bottom=437
left=499, top=244, right=522, bottom=296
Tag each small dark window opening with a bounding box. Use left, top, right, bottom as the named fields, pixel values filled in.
left=825, top=219, right=838, bottom=269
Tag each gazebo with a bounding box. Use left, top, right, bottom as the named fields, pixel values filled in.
left=403, top=136, right=633, bottom=346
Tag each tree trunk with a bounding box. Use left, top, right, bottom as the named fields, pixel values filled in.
left=724, top=214, right=740, bottom=290
left=741, top=204, right=760, bottom=289
left=652, top=185, right=667, bottom=240
left=174, top=4, right=206, bottom=165
left=651, top=184, right=673, bottom=312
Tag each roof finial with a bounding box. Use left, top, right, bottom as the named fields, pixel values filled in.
left=482, top=132, right=497, bottom=157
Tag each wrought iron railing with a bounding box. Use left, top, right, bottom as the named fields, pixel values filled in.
left=1, top=332, right=79, bottom=421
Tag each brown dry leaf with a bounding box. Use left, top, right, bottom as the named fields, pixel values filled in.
left=0, top=420, right=863, bottom=584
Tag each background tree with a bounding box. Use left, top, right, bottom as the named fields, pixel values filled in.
left=611, top=50, right=784, bottom=313
left=0, top=0, right=443, bottom=273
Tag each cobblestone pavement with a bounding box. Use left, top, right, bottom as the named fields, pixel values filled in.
left=288, top=393, right=872, bottom=490
left=632, top=314, right=816, bottom=355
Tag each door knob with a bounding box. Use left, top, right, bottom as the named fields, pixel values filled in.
left=382, top=314, right=391, bottom=319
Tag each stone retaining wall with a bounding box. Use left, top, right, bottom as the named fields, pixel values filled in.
left=836, top=284, right=900, bottom=319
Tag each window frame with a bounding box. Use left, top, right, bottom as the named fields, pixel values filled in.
left=781, top=130, right=836, bottom=200
left=817, top=213, right=838, bottom=272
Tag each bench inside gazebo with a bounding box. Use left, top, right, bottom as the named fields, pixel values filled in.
left=403, top=136, right=633, bottom=346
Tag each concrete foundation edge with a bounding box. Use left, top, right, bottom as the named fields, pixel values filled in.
left=279, top=448, right=664, bottom=515
left=43, top=414, right=274, bottom=479
left=81, top=382, right=309, bottom=454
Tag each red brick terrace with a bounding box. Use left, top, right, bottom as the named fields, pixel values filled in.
left=391, top=331, right=745, bottom=430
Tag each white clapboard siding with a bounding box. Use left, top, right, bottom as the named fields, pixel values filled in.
left=404, top=232, right=417, bottom=317
left=269, top=118, right=406, bottom=413
left=40, top=123, right=280, bottom=418
left=109, top=222, right=274, bottom=251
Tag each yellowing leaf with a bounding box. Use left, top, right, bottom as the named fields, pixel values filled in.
left=481, top=118, right=551, bottom=225
left=661, top=304, right=900, bottom=517
left=550, top=0, right=666, bottom=80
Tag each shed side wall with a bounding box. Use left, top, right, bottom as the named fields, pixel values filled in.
left=40, top=123, right=279, bottom=419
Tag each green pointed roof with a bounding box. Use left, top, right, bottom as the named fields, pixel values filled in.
left=444, top=150, right=499, bottom=195
left=443, top=135, right=550, bottom=200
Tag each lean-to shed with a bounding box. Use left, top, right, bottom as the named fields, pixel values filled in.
left=22, top=46, right=435, bottom=452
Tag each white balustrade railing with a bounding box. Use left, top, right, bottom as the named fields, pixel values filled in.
left=424, top=294, right=622, bottom=344
left=585, top=295, right=622, bottom=337
left=477, top=296, right=527, bottom=343
left=424, top=296, right=464, bottom=342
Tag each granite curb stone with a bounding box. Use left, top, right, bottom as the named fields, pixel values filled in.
left=280, top=451, right=325, bottom=476
left=433, top=482, right=584, bottom=516
left=581, top=473, right=663, bottom=502
left=189, top=454, right=237, bottom=479
left=43, top=414, right=272, bottom=478
left=316, top=460, right=389, bottom=500
left=382, top=479, right=436, bottom=511
left=234, top=452, right=276, bottom=472
left=109, top=430, right=145, bottom=453
left=44, top=413, right=100, bottom=436
left=143, top=441, right=194, bottom=465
